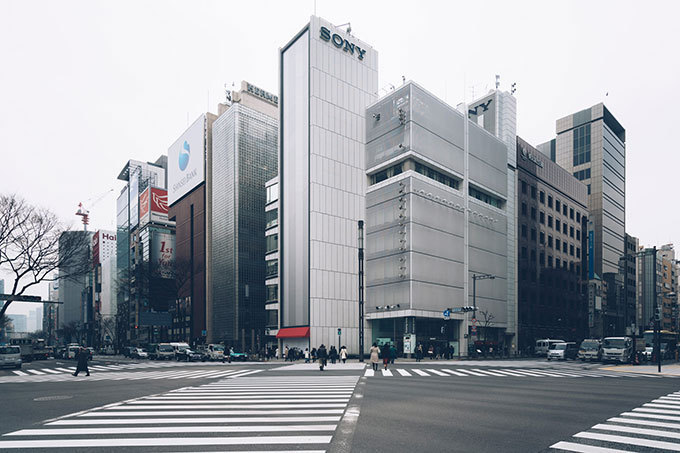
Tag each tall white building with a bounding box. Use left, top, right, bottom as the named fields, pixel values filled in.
left=277, top=16, right=378, bottom=353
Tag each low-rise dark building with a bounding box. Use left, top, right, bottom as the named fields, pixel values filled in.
left=516, top=137, right=589, bottom=351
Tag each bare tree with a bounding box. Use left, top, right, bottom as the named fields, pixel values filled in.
left=0, top=194, right=92, bottom=318
left=479, top=309, right=495, bottom=342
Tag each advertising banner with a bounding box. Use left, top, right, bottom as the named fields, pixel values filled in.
left=150, top=187, right=169, bottom=223
left=129, top=167, right=140, bottom=229
left=168, top=115, right=205, bottom=205
left=139, top=188, right=150, bottom=225
left=151, top=232, right=175, bottom=279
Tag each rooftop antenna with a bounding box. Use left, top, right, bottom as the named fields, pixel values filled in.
left=495, top=74, right=500, bottom=90
left=337, top=22, right=352, bottom=35
left=402, top=75, right=406, bottom=85
left=511, top=82, right=517, bottom=95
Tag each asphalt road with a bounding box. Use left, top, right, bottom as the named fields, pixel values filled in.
left=2, top=359, right=680, bottom=452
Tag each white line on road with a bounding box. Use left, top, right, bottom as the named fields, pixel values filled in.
left=364, top=369, right=374, bottom=377
left=549, top=441, right=631, bottom=452
left=472, top=369, right=506, bottom=377
left=412, top=369, right=430, bottom=376
left=592, top=422, right=680, bottom=439
left=5, top=424, right=338, bottom=436
left=454, top=369, right=486, bottom=376
left=40, top=368, right=62, bottom=374
left=0, top=435, right=334, bottom=449
left=574, top=431, right=680, bottom=451
left=396, top=369, right=412, bottom=376
left=26, top=369, right=46, bottom=375
left=130, top=398, right=351, bottom=404
left=440, top=369, right=466, bottom=376
left=381, top=369, right=393, bottom=377
left=108, top=403, right=348, bottom=410
left=425, top=369, right=448, bottom=376
left=607, top=416, right=680, bottom=429
left=78, top=409, right=346, bottom=416
left=11, top=371, right=28, bottom=376
left=621, top=411, right=680, bottom=421
left=47, top=416, right=343, bottom=425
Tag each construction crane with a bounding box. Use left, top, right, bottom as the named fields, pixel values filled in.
left=76, top=189, right=113, bottom=231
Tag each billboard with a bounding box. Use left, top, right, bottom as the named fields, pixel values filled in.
left=140, top=187, right=170, bottom=226
left=168, top=114, right=205, bottom=205
left=151, top=231, right=175, bottom=279
left=129, top=167, right=140, bottom=229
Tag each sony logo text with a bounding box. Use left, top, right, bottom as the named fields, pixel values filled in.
left=320, top=26, right=366, bottom=61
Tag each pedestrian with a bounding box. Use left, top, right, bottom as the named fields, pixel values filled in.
left=329, top=345, right=337, bottom=364
left=317, top=344, right=328, bottom=371
left=72, top=347, right=90, bottom=377
left=340, top=345, right=347, bottom=364
left=284, top=346, right=289, bottom=361
left=275, top=346, right=279, bottom=360
left=428, top=345, right=434, bottom=360
left=369, top=343, right=380, bottom=371
left=389, top=344, right=397, bottom=364
left=416, top=344, right=423, bottom=362
left=311, top=347, right=317, bottom=362
left=381, top=342, right=391, bottom=370
left=304, top=348, right=310, bottom=363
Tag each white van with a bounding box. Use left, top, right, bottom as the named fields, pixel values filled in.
left=67, top=345, right=81, bottom=359
left=535, top=339, right=566, bottom=357
left=0, top=345, right=22, bottom=369
left=169, top=342, right=190, bottom=360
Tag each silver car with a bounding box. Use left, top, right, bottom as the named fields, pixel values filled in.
left=0, top=345, right=22, bottom=369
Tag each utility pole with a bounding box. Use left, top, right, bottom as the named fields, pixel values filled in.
left=358, top=220, right=365, bottom=362
left=471, top=274, right=495, bottom=323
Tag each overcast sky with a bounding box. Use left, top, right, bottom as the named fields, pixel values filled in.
left=2, top=0, right=679, bottom=317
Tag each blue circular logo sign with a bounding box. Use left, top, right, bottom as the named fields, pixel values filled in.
left=179, top=140, right=190, bottom=171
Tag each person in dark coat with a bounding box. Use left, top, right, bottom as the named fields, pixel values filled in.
left=73, top=347, right=90, bottom=376
left=329, top=345, right=337, bottom=364
left=389, top=344, right=397, bottom=364
left=381, top=342, right=391, bottom=370
left=317, top=344, right=328, bottom=371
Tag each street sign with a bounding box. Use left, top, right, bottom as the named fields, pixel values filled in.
left=471, top=318, right=478, bottom=326
left=0, top=294, right=41, bottom=302
left=443, top=309, right=450, bottom=319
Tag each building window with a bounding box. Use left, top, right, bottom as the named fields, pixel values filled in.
left=266, top=284, right=278, bottom=302
left=531, top=186, right=537, bottom=199
left=563, top=242, right=567, bottom=253
left=521, top=202, right=527, bottom=216
left=521, top=180, right=527, bottom=194
left=540, top=191, right=545, bottom=203
left=540, top=252, right=545, bottom=266
left=576, top=230, right=581, bottom=240
left=540, top=231, right=545, bottom=244
left=548, top=215, right=553, bottom=228
left=540, top=211, right=545, bottom=224
left=266, top=209, right=278, bottom=229
left=587, top=184, right=591, bottom=195
left=469, top=186, right=503, bottom=209
left=572, top=168, right=591, bottom=181
left=556, top=238, right=561, bottom=251
left=521, top=247, right=527, bottom=259
left=521, top=224, right=527, bottom=238
left=570, top=244, right=574, bottom=256
left=570, top=208, right=574, bottom=220
left=266, top=233, right=278, bottom=254
left=531, top=207, right=536, bottom=220
left=555, top=219, right=561, bottom=232
left=265, top=259, right=278, bottom=278
left=570, top=226, right=574, bottom=238
left=414, top=162, right=459, bottom=189
left=555, top=199, right=561, bottom=212
left=576, top=247, right=581, bottom=258
left=576, top=212, right=581, bottom=222
left=563, top=223, right=568, bottom=234
left=563, top=204, right=567, bottom=216
left=548, top=256, right=553, bottom=267
left=530, top=249, right=536, bottom=262
left=531, top=228, right=537, bottom=240
left=556, top=258, right=560, bottom=268
left=372, top=162, right=404, bottom=185
left=573, top=124, right=592, bottom=166
left=548, top=235, right=553, bottom=248
left=266, top=183, right=279, bottom=204
left=548, top=195, right=553, bottom=208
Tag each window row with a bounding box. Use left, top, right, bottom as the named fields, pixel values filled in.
left=520, top=182, right=583, bottom=223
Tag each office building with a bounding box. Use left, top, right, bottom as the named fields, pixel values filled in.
left=8, top=314, right=27, bottom=333
left=516, top=137, right=588, bottom=349
left=365, top=81, right=508, bottom=356
left=210, top=81, right=278, bottom=349
left=466, top=83, right=518, bottom=347
left=622, top=233, right=639, bottom=334
left=264, top=177, right=279, bottom=345
left=638, top=247, right=662, bottom=331
left=44, top=278, right=59, bottom=344
left=658, top=244, right=678, bottom=332
left=116, top=158, right=167, bottom=346
left=168, top=113, right=217, bottom=344
left=58, top=230, right=93, bottom=333
left=277, top=17, right=378, bottom=353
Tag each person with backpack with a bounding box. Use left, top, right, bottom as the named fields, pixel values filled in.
left=317, top=344, right=328, bottom=371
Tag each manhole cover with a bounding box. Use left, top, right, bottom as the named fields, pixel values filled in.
left=33, top=395, right=73, bottom=402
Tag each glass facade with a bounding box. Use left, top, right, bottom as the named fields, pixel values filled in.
left=211, top=102, right=278, bottom=345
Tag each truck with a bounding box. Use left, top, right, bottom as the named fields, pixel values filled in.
left=9, top=338, right=33, bottom=362
left=601, top=336, right=633, bottom=363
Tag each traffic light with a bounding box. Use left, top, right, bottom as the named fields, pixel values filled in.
left=655, top=306, right=662, bottom=322
left=462, top=306, right=475, bottom=312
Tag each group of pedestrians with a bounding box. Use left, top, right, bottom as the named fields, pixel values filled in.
left=313, top=345, right=348, bottom=370
left=369, top=342, right=397, bottom=371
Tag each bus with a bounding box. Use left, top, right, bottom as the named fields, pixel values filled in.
left=9, top=338, right=33, bottom=362
left=643, top=330, right=678, bottom=360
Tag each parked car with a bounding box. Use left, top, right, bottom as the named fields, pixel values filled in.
left=577, top=339, right=602, bottom=362
left=170, top=342, right=191, bottom=360
left=547, top=342, right=578, bottom=361
left=535, top=339, right=566, bottom=357
left=0, top=345, right=22, bottom=369
left=130, top=348, right=148, bottom=359
left=176, top=348, right=203, bottom=362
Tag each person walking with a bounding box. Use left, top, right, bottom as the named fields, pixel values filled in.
left=329, top=345, right=337, bottom=364
left=416, top=344, right=423, bottom=362
left=72, top=347, right=90, bottom=377
left=340, top=346, right=348, bottom=364
left=389, top=344, right=397, bottom=364
left=381, top=342, right=391, bottom=370
left=369, top=343, right=380, bottom=371
left=304, top=348, right=310, bottom=363
left=284, top=346, right=289, bottom=362
left=317, top=344, right=328, bottom=371
left=311, top=347, right=317, bottom=363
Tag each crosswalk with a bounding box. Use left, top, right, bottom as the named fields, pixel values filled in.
left=363, top=367, right=668, bottom=379
left=0, top=375, right=359, bottom=451
left=0, top=368, right=261, bottom=384
left=550, top=390, right=680, bottom=452
left=10, top=360, right=229, bottom=377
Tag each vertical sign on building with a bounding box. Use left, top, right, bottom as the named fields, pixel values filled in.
left=152, top=232, right=175, bottom=279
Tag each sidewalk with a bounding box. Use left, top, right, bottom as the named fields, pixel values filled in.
left=602, top=363, right=680, bottom=376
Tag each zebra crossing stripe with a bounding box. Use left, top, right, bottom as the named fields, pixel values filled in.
left=47, top=416, right=343, bottom=425
left=11, top=370, right=28, bottom=376
left=472, top=369, right=506, bottom=377
left=607, top=416, right=680, bottom=429
left=489, top=369, right=526, bottom=377
left=41, top=368, right=62, bottom=374
left=7, top=425, right=339, bottom=436
left=549, top=441, right=630, bottom=452
left=411, top=369, right=430, bottom=376
left=396, top=369, right=412, bottom=376
left=26, top=369, right=46, bottom=375
left=424, top=369, right=447, bottom=376
left=591, top=423, right=680, bottom=440
left=381, top=369, right=393, bottom=377
left=574, top=431, right=680, bottom=450
left=454, top=369, right=486, bottom=376
left=440, top=369, right=466, bottom=376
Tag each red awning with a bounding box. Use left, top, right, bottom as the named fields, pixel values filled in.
left=276, top=327, right=310, bottom=338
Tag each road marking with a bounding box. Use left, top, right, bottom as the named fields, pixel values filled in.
left=622, top=411, right=680, bottom=422
left=607, top=416, right=680, bottom=429
left=652, top=398, right=680, bottom=405
left=54, top=367, right=74, bottom=373
left=549, top=441, right=630, bottom=452
left=472, top=369, right=506, bottom=377
left=363, top=369, right=374, bottom=377
left=440, top=369, right=466, bottom=376
left=508, top=369, right=545, bottom=377
left=381, top=369, right=393, bottom=377
left=643, top=403, right=680, bottom=411
left=6, top=425, right=339, bottom=436
left=454, top=369, right=486, bottom=376
left=48, top=416, right=343, bottom=425
left=109, top=403, right=349, bottom=409
left=26, top=369, right=46, bottom=375
left=592, top=422, right=680, bottom=439
left=396, top=369, right=412, bottom=376
left=574, top=431, right=680, bottom=450
left=0, top=436, right=334, bottom=448
left=425, top=369, right=448, bottom=376
left=11, top=371, right=28, bottom=376
left=41, top=368, right=62, bottom=374
left=412, top=369, right=430, bottom=376
left=489, top=369, right=526, bottom=377
left=78, top=409, right=346, bottom=416
left=131, top=398, right=351, bottom=404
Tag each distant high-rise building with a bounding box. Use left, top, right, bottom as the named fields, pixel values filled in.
left=210, top=81, right=278, bottom=348
left=9, top=314, right=27, bottom=333
left=58, top=230, right=93, bottom=332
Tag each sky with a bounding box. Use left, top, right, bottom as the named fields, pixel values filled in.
left=1, top=0, right=679, bottom=317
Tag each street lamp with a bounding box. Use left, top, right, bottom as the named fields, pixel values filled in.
left=471, top=273, right=496, bottom=322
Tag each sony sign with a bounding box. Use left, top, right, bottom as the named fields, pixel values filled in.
left=320, top=26, right=366, bottom=61
left=519, top=145, right=544, bottom=168
left=168, top=114, right=205, bottom=206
